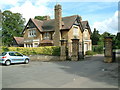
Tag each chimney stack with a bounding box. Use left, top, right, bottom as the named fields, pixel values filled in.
left=44, top=15, right=50, bottom=20
left=53, top=4, right=62, bottom=46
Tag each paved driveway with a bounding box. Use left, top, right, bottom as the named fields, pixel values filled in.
left=1, top=54, right=118, bottom=88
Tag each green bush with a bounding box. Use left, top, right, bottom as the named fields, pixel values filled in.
left=86, top=50, right=96, bottom=55
left=92, top=45, right=104, bottom=54
left=2, top=46, right=9, bottom=52
left=2, top=46, right=60, bottom=56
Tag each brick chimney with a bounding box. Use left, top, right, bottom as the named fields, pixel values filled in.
left=44, top=15, right=50, bottom=20
left=53, top=4, right=62, bottom=46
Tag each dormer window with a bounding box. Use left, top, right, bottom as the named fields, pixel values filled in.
left=28, top=29, right=36, bottom=37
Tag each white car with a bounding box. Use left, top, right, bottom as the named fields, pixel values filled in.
left=0, top=51, right=30, bottom=66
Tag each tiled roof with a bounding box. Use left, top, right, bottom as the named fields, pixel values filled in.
left=81, top=21, right=88, bottom=30
left=30, top=15, right=79, bottom=32
left=82, top=21, right=92, bottom=34
left=24, top=15, right=91, bottom=34
left=62, top=15, right=78, bottom=29
left=31, top=19, right=43, bottom=31
left=40, top=40, right=53, bottom=44
left=14, top=37, right=24, bottom=44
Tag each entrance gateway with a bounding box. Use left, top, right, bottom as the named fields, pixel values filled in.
left=60, top=39, right=84, bottom=61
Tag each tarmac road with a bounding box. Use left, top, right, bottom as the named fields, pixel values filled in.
left=1, top=54, right=118, bottom=88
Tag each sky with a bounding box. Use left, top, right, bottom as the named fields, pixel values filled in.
left=0, top=0, right=119, bottom=35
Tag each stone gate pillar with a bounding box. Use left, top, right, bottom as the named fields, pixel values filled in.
left=60, top=39, right=67, bottom=61
left=104, top=37, right=113, bottom=63
left=71, top=39, right=79, bottom=61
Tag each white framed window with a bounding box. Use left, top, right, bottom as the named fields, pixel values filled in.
left=28, top=29, right=36, bottom=37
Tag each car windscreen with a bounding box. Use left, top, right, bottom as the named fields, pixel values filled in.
left=0, top=52, right=7, bottom=56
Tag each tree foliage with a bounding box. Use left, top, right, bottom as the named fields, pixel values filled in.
left=91, top=28, right=100, bottom=45
left=91, top=28, right=119, bottom=49
left=34, top=16, right=45, bottom=21
left=2, top=10, right=25, bottom=46
left=115, top=32, right=120, bottom=49
left=98, top=32, right=111, bottom=46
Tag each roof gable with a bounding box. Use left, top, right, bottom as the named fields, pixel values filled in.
left=13, top=37, right=24, bottom=44
left=23, top=15, right=79, bottom=32
left=23, top=15, right=88, bottom=33
left=23, top=18, right=43, bottom=33
left=31, top=18, right=43, bottom=31
left=82, top=21, right=92, bottom=34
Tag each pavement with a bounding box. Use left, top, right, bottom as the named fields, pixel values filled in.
left=1, top=54, right=118, bottom=88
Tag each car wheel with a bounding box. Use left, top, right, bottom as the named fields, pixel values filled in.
left=25, top=59, right=29, bottom=64
left=5, top=60, right=11, bottom=66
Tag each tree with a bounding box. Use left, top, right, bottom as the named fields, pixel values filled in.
left=0, top=10, right=2, bottom=40
left=102, top=32, right=111, bottom=38
left=34, top=16, right=45, bottom=21
left=91, top=28, right=100, bottom=45
left=115, top=32, right=120, bottom=49
left=2, top=10, right=25, bottom=46
left=98, top=32, right=111, bottom=45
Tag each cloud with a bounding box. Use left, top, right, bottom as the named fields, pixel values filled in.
left=0, top=0, right=19, bottom=7
left=92, top=11, right=118, bottom=34
left=1, top=0, right=53, bottom=23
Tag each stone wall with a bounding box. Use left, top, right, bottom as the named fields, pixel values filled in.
left=29, top=55, right=60, bottom=61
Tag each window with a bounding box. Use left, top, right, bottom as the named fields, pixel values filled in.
left=84, top=29, right=88, bottom=39
left=33, top=30, right=36, bottom=36
left=28, top=29, right=36, bottom=37
left=14, top=52, right=23, bottom=56
left=73, top=26, right=79, bottom=37
left=1, top=52, right=7, bottom=56
left=44, top=32, right=49, bottom=39
left=9, top=52, right=16, bottom=56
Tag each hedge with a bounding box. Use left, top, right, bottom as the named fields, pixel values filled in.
left=92, top=45, right=104, bottom=54
left=2, top=46, right=60, bottom=56
left=85, top=50, right=96, bottom=55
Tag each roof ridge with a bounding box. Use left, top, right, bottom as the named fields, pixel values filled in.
left=31, top=15, right=79, bottom=22
left=31, top=18, right=43, bottom=22
left=42, top=15, right=79, bottom=22
left=62, top=15, right=78, bottom=18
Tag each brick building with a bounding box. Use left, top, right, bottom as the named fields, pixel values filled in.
left=23, top=4, right=92, bottom=54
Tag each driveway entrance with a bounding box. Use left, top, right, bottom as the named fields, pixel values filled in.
left=1, top=54, right=118, bottom=88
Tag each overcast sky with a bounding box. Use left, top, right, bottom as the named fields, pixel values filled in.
left=0, top=0, right=119, bottom=34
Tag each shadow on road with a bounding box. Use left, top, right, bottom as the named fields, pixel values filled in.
left=53, top=54, right=118, bottom=87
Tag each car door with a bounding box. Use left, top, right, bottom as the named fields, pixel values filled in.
left=14, top=52, right=25, bottom=63
left=9, top=52, right=18, bottom=63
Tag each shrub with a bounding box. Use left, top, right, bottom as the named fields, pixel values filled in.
left=92, top=45, right=104, bottom=54
left=2, top=46, right=60, bottom=56
left=86, top=50, right=96, bottom=55
left=2, top=46, right=9, bottom=52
